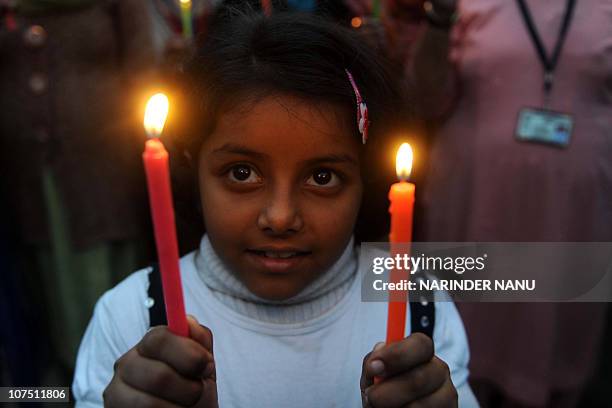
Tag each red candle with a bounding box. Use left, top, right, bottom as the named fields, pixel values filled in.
left=386, top=143, right=415, bottom=343
left=143, top=93, right=188, bottom=337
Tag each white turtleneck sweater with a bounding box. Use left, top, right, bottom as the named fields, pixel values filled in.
left=73, top=235, right=478, bottom=407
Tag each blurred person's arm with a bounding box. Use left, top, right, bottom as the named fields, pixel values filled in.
left=404, top=0, right=459, bottom=121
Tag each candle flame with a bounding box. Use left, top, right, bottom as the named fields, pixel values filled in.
left=179, top=0, right=191, bottom=5
left=395, top=143, right=413, bottom=181
left=144, top=93, right=169, bottom=139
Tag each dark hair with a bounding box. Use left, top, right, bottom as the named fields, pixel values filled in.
left=172, top=7, right=406, bottom=252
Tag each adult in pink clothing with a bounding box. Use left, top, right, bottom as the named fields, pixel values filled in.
left=411, top=0, right=609, bottom=407
left=344, top=0, right=612, bottom=406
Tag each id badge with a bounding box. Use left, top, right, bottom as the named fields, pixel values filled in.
left=515, top=107, right=574, bottom=147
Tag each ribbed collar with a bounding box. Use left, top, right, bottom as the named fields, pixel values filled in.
left=194, top=235, right=358, bottom=324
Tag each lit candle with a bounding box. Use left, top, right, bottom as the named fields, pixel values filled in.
left=386, top=143, right=415, bottom=343
left=143, top=93, right=189, bottom=337
left=179, top=0, right=193, bottom=40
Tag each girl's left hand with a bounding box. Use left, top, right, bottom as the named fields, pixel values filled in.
left=360, top=333, right=458, bottom=407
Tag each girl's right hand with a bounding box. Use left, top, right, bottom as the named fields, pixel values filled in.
left=103, top=316, right=218, bottom=408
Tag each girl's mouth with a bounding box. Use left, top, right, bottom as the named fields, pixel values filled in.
left=249, top=250, right=308, bottom=258
left=245, top=249, right=311, bottom=273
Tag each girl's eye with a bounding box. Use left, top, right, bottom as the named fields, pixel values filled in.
left=306, top=169, right=340, bottom=187
left=228, top=165, right=261, bottom=184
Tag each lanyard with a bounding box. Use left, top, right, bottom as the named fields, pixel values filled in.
left=516, top=0, right=576, bottom=104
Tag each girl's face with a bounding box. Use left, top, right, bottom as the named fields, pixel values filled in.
left=198, top=96, right=362, bottom=300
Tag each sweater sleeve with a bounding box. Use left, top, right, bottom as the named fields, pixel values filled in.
left=72, top=270, right=150, bottom=408
left=433, top=300, right=480, bottom=408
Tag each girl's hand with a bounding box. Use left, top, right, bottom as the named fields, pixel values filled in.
left=104, top=316, right=218, bottom=408
left=360, top=333, right=458, bottom=408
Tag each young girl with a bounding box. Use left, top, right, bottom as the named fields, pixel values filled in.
left=73, top=8, right=477, bottom=408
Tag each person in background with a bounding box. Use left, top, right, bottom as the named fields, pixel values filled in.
left=0, top=0, right=156, bottom=385
left=343, top=0, right=612, bottom=407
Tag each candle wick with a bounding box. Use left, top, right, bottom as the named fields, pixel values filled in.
left=397, top=172, right=410, bottom=182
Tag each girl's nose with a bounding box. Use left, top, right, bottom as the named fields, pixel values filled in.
left=256, top=190, right=304, bottom=236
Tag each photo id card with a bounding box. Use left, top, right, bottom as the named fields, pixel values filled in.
left=515, top=107, right=574, bottom=147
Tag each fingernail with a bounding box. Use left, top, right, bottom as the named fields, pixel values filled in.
left=369, top=359, right=385, bottom=376
left=373, top=342, right=385, bottom=352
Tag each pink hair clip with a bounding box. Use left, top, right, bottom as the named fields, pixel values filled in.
left=345, top=69, right=369, bottom=145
